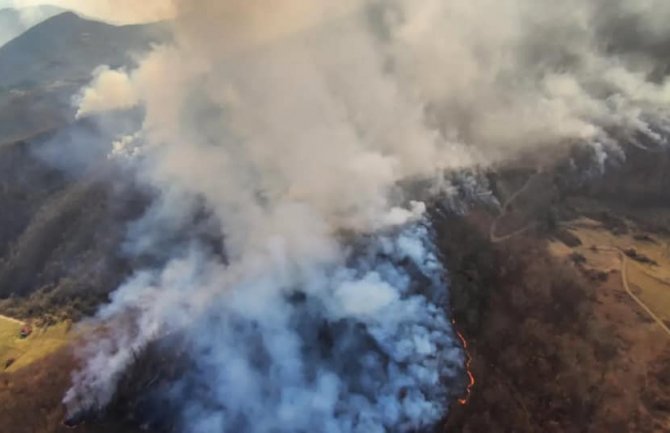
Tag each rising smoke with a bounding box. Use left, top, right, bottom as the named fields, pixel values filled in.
left=62, top=1, right=670, bottom=432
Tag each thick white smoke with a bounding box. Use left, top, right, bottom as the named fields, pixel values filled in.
left=67, top=222, right=463, bottom=432
left=63, top=0, right=670, bottom=431
left=74, top=66, right=139, bottom=118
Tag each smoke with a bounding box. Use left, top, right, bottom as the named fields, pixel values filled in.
left=63, top=0, right=670, bottom=432
left=384, top=0, right=670, bottom=161
left=74, top=66, right=139, bottom=118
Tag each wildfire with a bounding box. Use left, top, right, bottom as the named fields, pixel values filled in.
left=452, top=320, right=475, bottom=406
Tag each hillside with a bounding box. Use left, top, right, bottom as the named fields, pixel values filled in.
left=0, top=3, right=668, bottom=432
left=0, top=5, right=65, bottom=48
left=0, top=11, right=167, bottom=143
left=0, top=12, right=166, bottom=90
left=438, top=146, right=670, bottom=432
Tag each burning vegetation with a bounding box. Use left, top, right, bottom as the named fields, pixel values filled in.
left=452, top=326, right=475, bottom=407
left=1, top=1, right=670, bottom=432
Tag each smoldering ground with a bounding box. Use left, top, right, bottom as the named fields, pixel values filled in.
left=35, top=1, right=670, bottom=432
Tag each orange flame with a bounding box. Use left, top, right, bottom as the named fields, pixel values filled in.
left=452, top=320, right=475, bottom=406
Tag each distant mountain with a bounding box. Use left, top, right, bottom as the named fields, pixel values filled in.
left=0, top=11, right=168, bottom=143
left=0, top=5, right=66, bottom=48
left=0, top=11, right=168, bottom=90
left=0, top=6, right=167, bottom=323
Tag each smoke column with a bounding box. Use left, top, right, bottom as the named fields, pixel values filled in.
left=63, top=1, right=670, bottom=432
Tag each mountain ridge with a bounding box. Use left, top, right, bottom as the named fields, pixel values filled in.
left=0, top=11, right=168, bottom=143
left=0, top=11, right=167, bottom=90
left=0, top=5, right=66, bottom=48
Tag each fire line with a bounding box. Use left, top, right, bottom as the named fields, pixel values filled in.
left=452, top=320, right=475, bottom=406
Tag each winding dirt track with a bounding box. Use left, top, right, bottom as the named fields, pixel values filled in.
left=489, top=170, right=540, bottom=243
left=490, top=169, right=670, bottom=337
left=598, top=246, right=670, bottom=338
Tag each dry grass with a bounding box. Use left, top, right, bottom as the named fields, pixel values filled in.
left=627, top=263, right=670, bottom=323
left=0, top=316, right=70, bottom=373
left=0, top=319, right=145, bottom=433
left=0, top=317, right=22, bottom=367
left=556, top=218, right=670, bottom=326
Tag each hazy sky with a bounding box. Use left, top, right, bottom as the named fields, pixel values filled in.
left=0, top=0, right=175, bottom=23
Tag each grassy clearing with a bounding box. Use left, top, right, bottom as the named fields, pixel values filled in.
left=0, top=316, right=70, bottom=373
left=558, top=218, right=670, bottom=324
left=0, top=317, right=23, bottom=368
left=627, top=263, right=670, bottom=323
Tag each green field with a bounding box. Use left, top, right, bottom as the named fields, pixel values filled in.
left=0, top=317, right=69, bottom=373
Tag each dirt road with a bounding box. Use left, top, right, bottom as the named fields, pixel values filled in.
left=598, top=246, right=670, bottom=338
left=490, top=170, right=540, bottom=243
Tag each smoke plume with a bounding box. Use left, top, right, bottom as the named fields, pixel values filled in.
left=62, top=1, right=670, bottom=432
left=74, top=66, right=139, bottom=118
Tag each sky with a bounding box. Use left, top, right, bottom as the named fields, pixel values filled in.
left=0, top=0, right=175, bottom=23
